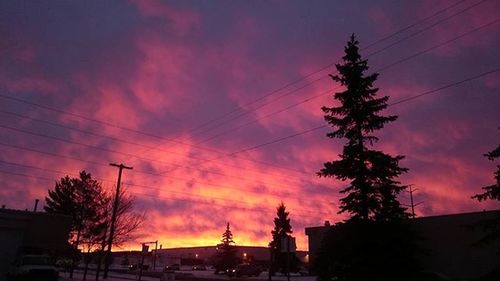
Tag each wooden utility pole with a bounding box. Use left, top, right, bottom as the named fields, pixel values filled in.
left=103, top=163, right=133, bottom=279
left=407, top=185, right=423, bottom=219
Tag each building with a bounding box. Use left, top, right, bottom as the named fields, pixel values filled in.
left=0, top=208, right=72, bottom=281
left=305, top=210, right=500, bottom=279
left=111, top=245, right=309, bottom=270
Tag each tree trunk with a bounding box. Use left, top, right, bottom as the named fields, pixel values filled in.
left=70, top=227, right=82, bottom=279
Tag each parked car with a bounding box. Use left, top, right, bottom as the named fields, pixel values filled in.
left=192, top=265, right=207, bottom=271
left=296, top=266, right=309, bottom=276
left=7, top=255, right=59, bottom=281
left=227, top=264, right=262, bottom=277
left=164, top=264, right=180, bottom=271
left=129, top=264, right=149, bottom=271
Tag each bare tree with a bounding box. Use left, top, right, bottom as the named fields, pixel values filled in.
left=95, top=187, right=144, bottom=280
left=113, top=188, right=145, bottom=246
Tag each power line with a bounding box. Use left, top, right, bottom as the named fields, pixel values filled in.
left=161, top=0, right=489, bottom=147
left=198, top=16, right=500, bottom=144
left=388, top=67, right=500, bottom=106
left=0, top=94, right=309, bottom=176
left=0, top=0, right=475, bottom=173
left=362, top=0, right=469, bottom=50
left=3, top=65, right=497, bottom=215
left=0, top=109, right=317, bottom=184
left=0, top=123, right=316, bottom=187
left=3, top=65, right=499, bottom=189
left=180, top=0, right=472, bottom=136
left=204, top=66, right=500, bottom=161
left=0, top=163, right=333, bottom=219
left=365, top=0, right=490, bottom=59
left=0, top=143, right=332, bottom=207
left=0, top=168, right=328, bottom=220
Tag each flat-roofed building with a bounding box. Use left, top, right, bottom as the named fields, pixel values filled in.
left=305, top=210, right=500, bottom=279
left=0, top=208, right=72, bottom=281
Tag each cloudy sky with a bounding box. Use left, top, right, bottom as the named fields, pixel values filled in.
left=1, top=0, right=499, bottom=250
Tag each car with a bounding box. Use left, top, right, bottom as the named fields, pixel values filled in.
left=164, top=264, right=180, bottom=271
left=7, top=255, right=59, bottom=281
left=192, top=265, right=207, bottom=271
left=296, top=266, right=309, bottom=276
left=227, top=264, right=262, bottom=277
left=129, top=264, right=149, bottom=271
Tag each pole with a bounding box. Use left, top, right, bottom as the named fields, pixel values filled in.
left=33, top=199, right=39, bottom=212
left=286, top=237, right=290, bottom=281
left=409, top=185, right=415, bottom=219
left=268, top=246, right=272, bottom=281
left=103, top=163, right=133, bottom=279
left=138, top=253, right=145, bottom=281
left=153, top=240, right=158, bottom=271
left=407, top=185, right=423, bottom=219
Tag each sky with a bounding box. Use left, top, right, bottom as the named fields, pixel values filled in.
left=0, top=0, right=499, bottom=251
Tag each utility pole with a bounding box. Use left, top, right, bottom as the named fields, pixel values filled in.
left=103, top=163, right=133, bottom=279
left=33, top=199, right=39, bottom=212
left=407, top=185, right=423, bottom=219
left=142, top=240, right=158, bottom=271
left=153, top=240, right=158, bottom=271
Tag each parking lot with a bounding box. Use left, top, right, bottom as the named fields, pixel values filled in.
left=59, top=268, right=316, bottom=281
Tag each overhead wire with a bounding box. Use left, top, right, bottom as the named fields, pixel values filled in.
left=197, top=16, right=500, bottom=144
left=205, top=66, right=500, bottom=161
left=0, top=130, right=322, bottom=199
left=0, top=109, right=320, bottom=185
left=0, top=0, right=488, bottom=181
left=177, top=0, right=473, bottom=136
left=0, top=142, right=333, bottom=206
left=0, top=93, right=309, bottom=176
left=0, top=162, right=333, bottom=219
left=0, top=0, right=496, bottom=219
left=160, top=0, right=490, bottom=148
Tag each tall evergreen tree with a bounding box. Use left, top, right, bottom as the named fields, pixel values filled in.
left=317, top=34, right=408, bottom=221
left=269, top=203, right=299, bottom=274
left=315, top=35, right=417, bottom=281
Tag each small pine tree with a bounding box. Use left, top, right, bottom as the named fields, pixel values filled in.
left=221, top=222, right=235, bottom=246
left=269, top=203, right=299, bottom=274
left=213, top=222, right=238, bottom=273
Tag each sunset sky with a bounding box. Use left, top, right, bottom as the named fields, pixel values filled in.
left=1, top=0, right=499, bottom=251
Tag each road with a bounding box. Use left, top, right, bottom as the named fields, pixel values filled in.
left=59, top=269, right=316, bottom=281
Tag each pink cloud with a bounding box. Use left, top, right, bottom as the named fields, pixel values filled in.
left=130, top=0, right=200, bottom=34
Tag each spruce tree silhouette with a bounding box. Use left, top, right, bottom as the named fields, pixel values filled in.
left=317, top=34, right=408, bottom=220
left=315, top=34, right=418, bottom=281
left=213, top=223, right=238, bottom=274
left=269, top=203, right=300, bottom=275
